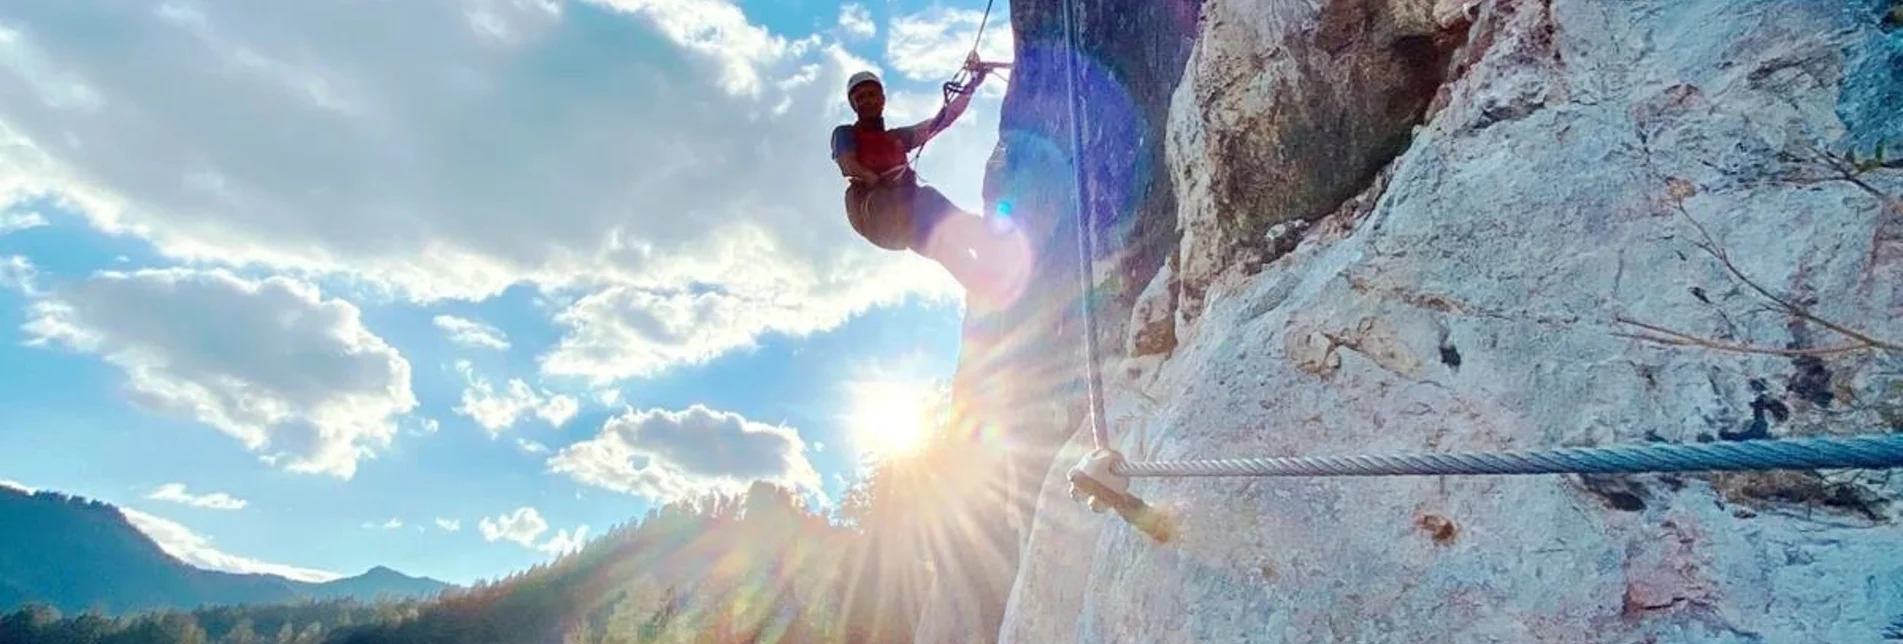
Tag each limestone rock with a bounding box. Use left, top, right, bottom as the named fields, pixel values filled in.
left=998, top=0, right=1903, bottom=642
left=1127, top=261, right=1179, bottom=358
left=922, top=0, right=1208, bottom=638
left=1168, top=0, right=1463, bottom=322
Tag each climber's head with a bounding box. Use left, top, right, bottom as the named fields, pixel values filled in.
left=846, top=71, right=884, bottom=120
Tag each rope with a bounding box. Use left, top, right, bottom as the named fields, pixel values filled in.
left=1113, top=433, right=1903, bottom=478
left=969, top=0, right=996, bottom=60
left=906, top=0, right=999, bottom=169
left=1059, top=0, right=1111, bottom=451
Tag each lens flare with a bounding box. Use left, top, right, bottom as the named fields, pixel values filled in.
left=846, top=380, right=938, bottom=461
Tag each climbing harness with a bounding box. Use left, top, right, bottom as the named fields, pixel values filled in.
left=1049, top=0, right=1903, bottom=544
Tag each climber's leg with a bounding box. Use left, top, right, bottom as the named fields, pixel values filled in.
left=845, top=180, right=1031, bottom=307
left=909, top=185, right=1030, bottom=307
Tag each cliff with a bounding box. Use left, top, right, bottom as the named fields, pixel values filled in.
left=935, top=0, right=1903, bottom=641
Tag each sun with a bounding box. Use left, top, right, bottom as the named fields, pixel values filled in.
left=846, top=380, right=938, bottom=461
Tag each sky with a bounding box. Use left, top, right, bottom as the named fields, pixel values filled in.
left=0, top=0, right=1016, bottom=586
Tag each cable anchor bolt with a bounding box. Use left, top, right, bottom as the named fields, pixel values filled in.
left=1067, top=448, right=1175, bottom=543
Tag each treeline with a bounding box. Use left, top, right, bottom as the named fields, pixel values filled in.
left=0, top=597, right=424, bottom=643
left=5, top=384, right=1025, bottom=643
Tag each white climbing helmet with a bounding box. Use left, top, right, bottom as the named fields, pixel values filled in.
left=846, top=71, right=881, bottom=97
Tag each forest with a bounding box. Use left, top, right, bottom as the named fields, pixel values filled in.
left=1, top=387, right=1022, bottom=643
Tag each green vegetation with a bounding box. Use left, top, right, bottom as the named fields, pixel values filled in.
left=3, top=389, right=1018, bottom=643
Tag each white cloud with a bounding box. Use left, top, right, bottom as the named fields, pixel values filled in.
left=453, top=360, right=579, bottom=433
left=146, top=483, right=247, bottom=510
left=479, top=506, right=548, bottom=547
left=582, top=0, right=803, bottom=96
left=886, top=6, right=1013, bottom=85
left=0, top=1, right=997, bottom=385
left=435, top=518, right=462, bottom=532
left=537, top=525, right=590, bottom=556
left=538, top=287, right=775, bottom=384
left=361, top=517, right=404, bottom=530
left=121, top=507, right=340, bottom=583
left=0, top=255, right=34, bottom=294
left=538, top=268, right=954, bottom=384
left=461, top=0, right=564, bottom=46
left=0, top=210, right=45, bottom=234
left=839, top=3, right=875, bottom=39
left=517, top=438, right=551, bottom=454
left=0, top=24, right=105, bottom=112
left=548, top=404, right=821, bottom=503
left=476, top=506, right=586, bottom=555
left=433, top=315, right=510, bottom=350
left=21, top=268, right=417, bottom=479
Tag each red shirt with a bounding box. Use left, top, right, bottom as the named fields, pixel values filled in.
left=832, top=123, right=915, bottom=175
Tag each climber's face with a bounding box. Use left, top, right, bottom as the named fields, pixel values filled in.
left=849, top=82, right=884, bottom=119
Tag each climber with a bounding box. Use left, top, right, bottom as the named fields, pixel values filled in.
left=831, top=56, right=1021, bottom=304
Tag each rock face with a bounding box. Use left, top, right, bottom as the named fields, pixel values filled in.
left=914, top=0, right=1204, bottom=639
left=1168, top=0, right=1468, bottom=322
left=955, top=0, right=1903, bottom=641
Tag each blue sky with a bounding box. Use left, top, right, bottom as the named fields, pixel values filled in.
left=0, top=0, right=1014, bottom=586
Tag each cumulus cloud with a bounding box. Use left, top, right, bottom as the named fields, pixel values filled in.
left=146, top=483, right=247, bottom=510
left=433, top=315, right=510, bottom=350
left=0, top=255, right=34, bottom=293
left=453, top=360, right=579, bottom=433
left=362, top=518, right=404, bottom=530
left=121, top=507, right=339, bottom=582
left=462, top=0, right=564, bottom=46
left=839, top=3, right=875, bottom=39
left=596, top=389, right=623, bottom=406
left=0, top=210, right=45, bottom=234
left=20, top=268, right=417, bottom=478
left=0, top=1, right=995, bottom=384
left=0, top=23, right=105, bottom=111
left=548, top=404, right=821, bottom=503
left=480, top=507, right=547, bottom=546
left=886, top=6, right=1013, bottom=86
left=538, top=286, right=775, bottom=383
left=478, top=506, right=588, bottom=555
left=435, top=518, right=462, bottom=532
left=538, top=525, right=590, bottom=556
left=479, top=506, right=547, bottom=547
left=584, top=0, right=804, bottom=96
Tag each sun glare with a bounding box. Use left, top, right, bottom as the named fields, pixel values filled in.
left=846, top=380, right=937, bottom=461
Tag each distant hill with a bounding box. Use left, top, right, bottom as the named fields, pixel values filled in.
left=304, top=565, right=451, bottom=603
left=0, top=486, right=452, bottom=616
left=0, top=418, right=1003, bottom=643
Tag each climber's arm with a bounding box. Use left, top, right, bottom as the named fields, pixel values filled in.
left=900, top=71, right=986, bottom=150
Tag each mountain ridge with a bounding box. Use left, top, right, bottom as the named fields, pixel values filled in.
left=0, top=485, right=453, bottom=616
